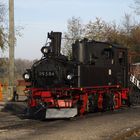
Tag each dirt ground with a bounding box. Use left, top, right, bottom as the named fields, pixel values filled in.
left=0, top=104, right=140, bottom=140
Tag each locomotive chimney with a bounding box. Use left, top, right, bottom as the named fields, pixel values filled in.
left=48, top=31, right=62, bottom=56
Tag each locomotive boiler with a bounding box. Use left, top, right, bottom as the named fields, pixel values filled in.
left=23, top=31, right=130, bottom=119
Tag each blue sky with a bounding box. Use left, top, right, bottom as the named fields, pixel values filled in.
left=3, top=0, right=139, bottom=60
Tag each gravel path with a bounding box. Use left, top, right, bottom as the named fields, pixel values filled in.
left=0, top=106, right=140, bottom=140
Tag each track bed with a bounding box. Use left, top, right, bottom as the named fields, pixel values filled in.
left=0, top=104, right=140, bottom=140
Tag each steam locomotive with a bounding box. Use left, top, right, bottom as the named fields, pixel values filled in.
left=23, top=31, right=130, bottom=119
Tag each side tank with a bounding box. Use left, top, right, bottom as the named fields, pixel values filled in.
left=72, top=39, right=129, bottom=88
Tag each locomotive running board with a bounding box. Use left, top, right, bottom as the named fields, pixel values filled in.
left=45, top=108, right=78, bottom=119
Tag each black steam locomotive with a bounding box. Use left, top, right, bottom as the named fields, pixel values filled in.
left=23, top=31, right=129, bottom=119
left=24, top=32, right=128, bottom=89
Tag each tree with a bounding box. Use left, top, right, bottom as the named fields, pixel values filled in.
left=111, top=14, right=134, bottom=49
left=62, top=17, right=84, bottom=58
left=14, top=59, right=33, bottom=79
left=107, top=14, right=140, bottom=62
left=133, top=0, right=140, bottom=15
left=121, top=14, right=134, bottom=34
left=84, top=17, right=122, bottom=45
left=64, top=15, right=140, bottom=63
left=0, top=1, right=21, bottom=51
left=85, top=18, right=111, bottom=41
left=0, top=2, right=6, bottom=50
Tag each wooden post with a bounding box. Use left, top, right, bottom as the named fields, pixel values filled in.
left=9, top=0, right=15, bottom=100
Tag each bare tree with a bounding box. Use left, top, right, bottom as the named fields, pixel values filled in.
left=0, top=1, right=23, bottom=51
left=0, top=2, right=5, bottom=23
left=62, top=17, right=84, bottom=58
left=133, top=0, right=140, bottom=15
left=122, top=14, right=134, bottom=34
left=0, top=1, right=6, bottom=50
left=85, top=18, right=113, bottom=41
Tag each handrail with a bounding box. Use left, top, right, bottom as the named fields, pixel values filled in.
left=130, top=74, right=140, bottom=89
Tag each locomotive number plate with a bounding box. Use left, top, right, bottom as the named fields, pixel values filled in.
left=38, top=71, right=55, bottom=77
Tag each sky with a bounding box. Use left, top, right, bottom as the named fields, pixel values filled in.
left=3, top=0, right=140, bottom=60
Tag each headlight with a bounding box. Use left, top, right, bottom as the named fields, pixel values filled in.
left=67, top=74, right=73, bottom=80
left=23, top=73, right=30, bottom=80
left=41, top=46, right=49, bottom=54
